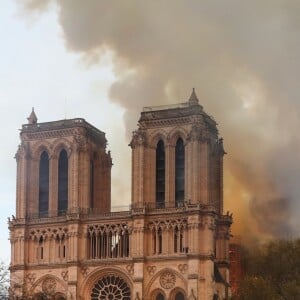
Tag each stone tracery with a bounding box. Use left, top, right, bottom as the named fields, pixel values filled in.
left=87, top=223, right=131, bottom=259
left=90, top=275, right=131, bottom=300
left=148, top=218, right=187, bottom=255
left=160, top=271, right=176, bottom=289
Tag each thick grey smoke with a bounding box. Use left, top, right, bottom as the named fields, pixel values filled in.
left=19, top=0, right=300, bottom=240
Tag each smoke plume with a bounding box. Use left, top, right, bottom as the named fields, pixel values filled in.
left=19, top=0, right=300, bottom=241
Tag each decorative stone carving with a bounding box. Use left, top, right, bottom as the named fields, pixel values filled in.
left=29, top=227, right=68, bottom=242
left=187, top=125, right=202, bottom=142
left=178, top=264, right=188, bottom=274
left=25, top=273, right=36, bottom=285
left=74, top=135, right=87, bottom=152
left=126, top=264, right=134, bottom=275
left=81, top=266, right=89, bottom=278
left=15, top=143, right=30, bottom=161
left=42, top=278, right=56, bottom=294
left=188, top=274, right=198, bottom=280
left=61, top=271, right=68, bottom=281
left=188, top=289, right=197, bottom=300
left=148, top=218, right=187, bottom=230
left=147, top=265, right=156, bottom=276
left=91, top=275, right=131, bottom=300
left=160, top=271, right=176, bottom=289
left=130, top=130, right=147, bottom=148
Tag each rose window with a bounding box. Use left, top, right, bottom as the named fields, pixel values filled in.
left=160, top=271, right=176, bottom=289
left=91, top=275, right=131, bottom=300
left=42, top=278, right=57, bottom=294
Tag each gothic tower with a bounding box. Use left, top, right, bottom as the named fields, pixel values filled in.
left=9, top=91, right=232, bottom=300
left=10, top=114, right=112, bottom=299
left=130, top=89, right=231, bottom=299
left=131, top=88, right=225, bottom=212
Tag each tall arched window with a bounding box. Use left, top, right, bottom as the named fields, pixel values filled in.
left=38, top=236, right=44, bottom=260
left=39, top=151, right=49, bottom=216
left=156, top=293, right=165, bottom=300
left=58, top=150, right=68, bottom=214
left=174, top=226, right=183, bottom=253
left=158, top=227, right=162, bottom=254
left=175, top=138, right=185, bottom=207
left=175, top=292, right=185, bottom=300
left=90, top=159, right=94, bottom=208
left=156, top=140, right=165, bottom=208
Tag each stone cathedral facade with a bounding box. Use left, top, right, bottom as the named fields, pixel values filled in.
left=9, top=90, right=232, bottom=300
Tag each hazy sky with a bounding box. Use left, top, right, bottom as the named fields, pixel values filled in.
left=0, top=1, right=130, bottom=260
left=1, top=0, right=300, bottom=260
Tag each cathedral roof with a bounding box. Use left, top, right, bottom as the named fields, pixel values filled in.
left=21, top=118, right=107, bottom=146
left=139, top=89, right=216, bottom=132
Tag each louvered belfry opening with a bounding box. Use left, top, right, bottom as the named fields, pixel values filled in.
left=39, top=151, right=49, bottom=216
left=175, top=138, right=185, bottom=207
left=58, top=149, right=68, bottom=214
left=90, top=159, right=94, bottom=208
left=156, top=140, right=165, bottom=208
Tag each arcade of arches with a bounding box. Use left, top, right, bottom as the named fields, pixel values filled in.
left=9, top=91, right=232, bottom=300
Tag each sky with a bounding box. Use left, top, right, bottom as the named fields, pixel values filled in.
left=1, top=0, right=300, bottom=260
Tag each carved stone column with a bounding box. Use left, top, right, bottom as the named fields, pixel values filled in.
left=70, top=146, right=79, bottom=209
left=79, top=147, right=90, bottom=208
left=130, top=130, right=146, bottom=207
left=15, top=145, right=28, bottom=218
left=199, top=139, right=209, bottom=204
left=187, top=125, right=201, bottom=204
left=148, top=146, right=156, bottom=205
left=28, top=158, right=39, bottom=215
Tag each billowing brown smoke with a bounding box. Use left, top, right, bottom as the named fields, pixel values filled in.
left=19, top=0, right=300, bottom=242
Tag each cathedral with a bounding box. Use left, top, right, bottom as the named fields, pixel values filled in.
left=9, top=90, right=232, bottom=300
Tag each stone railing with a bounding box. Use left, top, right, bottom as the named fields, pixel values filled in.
left=143, top=102, right=189, bottom=112
left=22, top=118, right=103, bottom=134
left=13, top=207, right=131, bottom=224
left=131, top=201, right=218, bottom=214
left=8, top=201, right=221, bottom=226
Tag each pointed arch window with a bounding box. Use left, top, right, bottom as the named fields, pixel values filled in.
left=174, top=225, right=183, bottom=253
left=37, top=236, right=44, bottom=260
left=158, top=227, right=162, bottom=254
left=156, top=140, right=165, bottom=208
left=90, top=159, right=94, bottom=209
left=156, top=293, right=165, bottom=300
left=175, top=292, right=185, bottom=300
left=175, top=138, right=185, bottom=207
left=39, top=151, right=49, bottom=216
left=58, top=149, right=68, bottom=214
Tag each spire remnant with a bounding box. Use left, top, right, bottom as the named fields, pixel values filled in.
left=188, top=88, right=199, bottom=106
left=27, top=107, right=38, bottom=124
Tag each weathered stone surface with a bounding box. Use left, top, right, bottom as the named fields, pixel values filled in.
left=9, top=92, right=232, bottom=300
